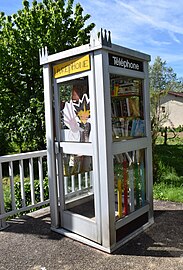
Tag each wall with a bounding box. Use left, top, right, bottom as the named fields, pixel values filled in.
left=160, top=93, right=183, bottom=128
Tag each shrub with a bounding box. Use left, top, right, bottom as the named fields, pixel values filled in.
left=14, top=177, right=49, bottom=209
left=0, top=125, right=10, bottom=156
left=4, top=177, right=49, bottom=214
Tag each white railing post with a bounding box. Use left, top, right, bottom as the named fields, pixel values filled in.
left=85, top=172, right=88, bottom=188
left=71, top=175, right=75, bottom=192
left=9, top=161, right=16, bottom=210
left=19, top=159, right=26, bottom=208
left=90, top=171, right=93, bottom=193
left=38, top=156, right=44, bottom=202
left=29, top=158, right=35, bottom=205
left=78, top=173, right=82, bottom=191
left=0, top=163, right=8, bottom=230
left=64, top=176, right=68, bottom=195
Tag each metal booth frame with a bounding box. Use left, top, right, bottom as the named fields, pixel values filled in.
left=40, top=29, right=154, bottom=253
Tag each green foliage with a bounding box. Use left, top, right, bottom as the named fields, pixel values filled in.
left=0, top=124, right=10, bottom=155
left=149, top=57, right=183, bottom=186
left=14, top=177, right=49, bottom=210
left=173, top=125, right=183, bottom=132
left=4, top=176, right=49, bottom=213
left=156, top=132, right=183, bottom=146
left=149, top=56, right=183, bottom=146
left=149, top=56, right=181, bottom=93
left=3, top=177, right=12, bottom=213
left=154, top=141, right=183, bottom=181
left=0, top=0, right=95, bottom=154
left=153, top=135, right=183, bottom=202
left=154, top=183, right=183, bottom=202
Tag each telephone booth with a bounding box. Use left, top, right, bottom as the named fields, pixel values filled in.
left=40, top=29, right=154, bottom=253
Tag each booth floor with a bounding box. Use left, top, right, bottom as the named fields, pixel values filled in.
left=0, top=200, right=183, bottom=270
left=69, top=199, right=95, bottom=218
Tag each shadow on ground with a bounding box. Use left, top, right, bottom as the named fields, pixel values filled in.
left=5, top=208, right=64, bottom=241
left=115, top=209, right=183, bottom=257
left=3, top=205, right=183, bottom=259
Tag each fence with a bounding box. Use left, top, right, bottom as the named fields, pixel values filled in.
left=0, top=150, right=48, bottom=230
left=0, top=150, right=93, bottom=230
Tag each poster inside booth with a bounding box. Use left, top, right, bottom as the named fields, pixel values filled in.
left=59, top=77, right=92, bottom=176
left=54, top=56, right=93, bottom=177
left=59, top=77, right=91, bottom=143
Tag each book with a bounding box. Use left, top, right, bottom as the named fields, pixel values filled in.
left=112, top=98, right=130, bottom=117
left=128, top=97, right=140, bottom=117
left=111, top=78, right=140, bottom=96
left=130, top=119, right=145, bottom=137
left=120, top=99, right=128, bottom=117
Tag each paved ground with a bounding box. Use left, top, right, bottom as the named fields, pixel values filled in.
left=0, top=200, right=183, bottom=270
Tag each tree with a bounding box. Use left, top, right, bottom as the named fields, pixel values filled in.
left=149, top=56, right=183, bottom=182
left=149, top=56, right=183, bottom=146
left=0, top=0, right=95, bottom=154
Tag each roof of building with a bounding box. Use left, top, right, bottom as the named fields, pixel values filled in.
left=168, top=91, right=183, bottom=98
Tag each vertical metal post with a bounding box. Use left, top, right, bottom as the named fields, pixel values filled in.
left=144, top=61, right=154, bottom=223
left=43, top=63, right=59, bottom=228
left=94, top=50, right=116, bottom=248
left=53, top=78, right=65, bottom=223
left=89, top=52, right=102, bottom=244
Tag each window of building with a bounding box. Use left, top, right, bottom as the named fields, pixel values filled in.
left=161, top=106, right=165, bottom=113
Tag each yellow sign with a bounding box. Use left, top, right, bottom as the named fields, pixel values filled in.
left=53, top=54, right=90, bottom=78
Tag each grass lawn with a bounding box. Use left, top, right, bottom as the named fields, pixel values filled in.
left=153, top=132, right=183, bottom=202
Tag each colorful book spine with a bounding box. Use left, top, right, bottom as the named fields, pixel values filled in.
left=134, top=161, right=140, bottom=209
left=123, top=159, right=128, bottom=215
left=140, top=161, right=145, bottom=206
left=130, top=119, right=145, bottom=137
left=128, top=167, right=135, bottom=212
left=117, top=179, right=123, bottom=218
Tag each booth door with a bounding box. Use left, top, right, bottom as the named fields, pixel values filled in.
left=54, top=74, right=101, bottom=243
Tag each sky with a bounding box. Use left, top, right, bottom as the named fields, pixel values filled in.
left=1, top=0, right=183, bottom=78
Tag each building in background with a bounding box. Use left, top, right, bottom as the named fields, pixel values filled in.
left=160, top=91, right=183, bottom=128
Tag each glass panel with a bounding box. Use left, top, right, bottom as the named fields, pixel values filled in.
left=59, top=76, right=91, bottom=142
left=63, top=154, right=95, bottom=219
left=110, top=75, right=144, bottom=141
left=114, top=149, right=146, bottom=220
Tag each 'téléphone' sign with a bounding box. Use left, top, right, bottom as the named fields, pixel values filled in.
left=109, top=53, right=143, bottom=72
left=54, top=54, right=90, bottom=78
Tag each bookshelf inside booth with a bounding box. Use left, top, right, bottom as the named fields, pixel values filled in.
left=110, top=75, right=144, bottom=142
left=110, top=75, right=148, bottom=223
left=114, top=148, right=146, bottom=221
